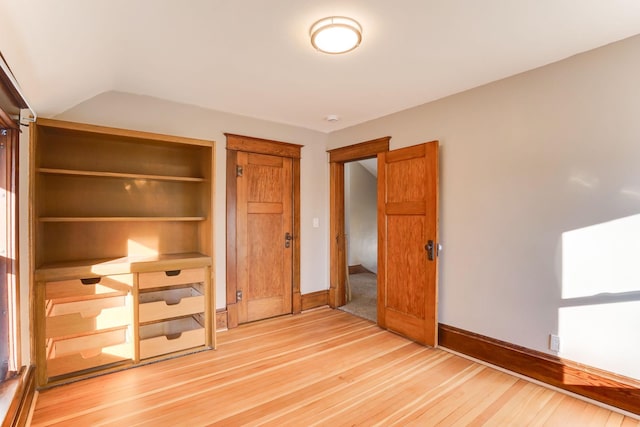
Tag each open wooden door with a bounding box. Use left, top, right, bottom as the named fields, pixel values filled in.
left=377, top=141, right=439, bottom=346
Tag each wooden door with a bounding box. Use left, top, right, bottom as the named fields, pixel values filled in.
left=236, top=151, right=293, bottom=323
left=377, top=142, right=439, bottom=346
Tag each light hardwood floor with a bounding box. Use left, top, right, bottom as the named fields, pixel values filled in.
left=30, top=307, right=639, bottom=426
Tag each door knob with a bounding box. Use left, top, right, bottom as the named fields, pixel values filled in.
left=285, top=232, right=293, bottom=248
left=425, top=240, right=434, bottom=261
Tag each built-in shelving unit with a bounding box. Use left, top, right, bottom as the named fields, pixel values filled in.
left=31, top=118, right=215, bottom=387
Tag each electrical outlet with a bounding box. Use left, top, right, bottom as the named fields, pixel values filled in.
left=549, top=334, right=560, bottom=352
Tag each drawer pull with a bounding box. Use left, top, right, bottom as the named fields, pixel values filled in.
left=80, top=277, right=101, bottom=285
left=166, top=332, right=183, bottom=340
left=165, top=270, right=181, bottom=277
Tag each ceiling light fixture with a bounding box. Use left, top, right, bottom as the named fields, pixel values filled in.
left=310, top=16, right=362, bottom=54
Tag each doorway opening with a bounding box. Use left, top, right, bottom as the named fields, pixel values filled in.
left=339, top=160, right=378, bottom=322
left=327, top=137, right=390, bottom=323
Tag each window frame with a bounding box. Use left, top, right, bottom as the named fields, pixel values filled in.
left=0, top=51, right=29, bottom=385
left=0, top=126, right=20, bottom=381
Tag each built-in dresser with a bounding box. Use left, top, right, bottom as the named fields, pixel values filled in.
left=31, top=119, right=215, bottom=387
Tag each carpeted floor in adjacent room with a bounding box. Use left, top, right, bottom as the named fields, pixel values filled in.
left=339, top=272, right=377, bottom=323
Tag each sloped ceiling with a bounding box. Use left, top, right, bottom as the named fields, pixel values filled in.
left=358, top=159, right=377, bottom=178
left=2, top=0, right=640, bottom=132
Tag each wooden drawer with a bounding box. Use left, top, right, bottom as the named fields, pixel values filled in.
left=48, top=327, right=129, bottom=359
left=45, top=274, right=134, bottom=303
left=47, top=338, right=132, bottom=378
left=139, top=316, right=205, bottom=359
left=139, top=286, right=204, bottom=323
left=47, top=294, right=127, bottom=317
left=138, top=268, right=205, bottom=290
left=46, top=296, right=131, bottom=338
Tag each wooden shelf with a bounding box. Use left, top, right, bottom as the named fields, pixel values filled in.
left=35, top=117, right=214, bottom=148
left=31, top=119, right=215, bottom=387
left=38, top=216, right=206, bottom=223
left=35, top=253, right=212, bottom=282
left=38, top=168, right=205, bottom=182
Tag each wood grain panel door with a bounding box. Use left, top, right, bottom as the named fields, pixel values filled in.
left=377, top=142, right=439, bottom=346
left=236, top=151, right=293, bottom=323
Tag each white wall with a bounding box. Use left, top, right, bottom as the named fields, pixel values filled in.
left=345, top=162, right=377, bottom=273
left=328, top=34, right=640, bottom=379
left=28, top=92, right=330, bottom=312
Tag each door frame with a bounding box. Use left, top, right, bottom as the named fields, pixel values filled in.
left=225, top=133, right=303, bottom=328
left=327, top=137, right=390, bottom=309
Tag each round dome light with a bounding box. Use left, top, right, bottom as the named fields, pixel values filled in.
left=310, top=16, right=362, bottom=54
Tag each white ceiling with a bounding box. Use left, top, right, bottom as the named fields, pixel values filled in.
left=2, top=0, right=640, bottom=133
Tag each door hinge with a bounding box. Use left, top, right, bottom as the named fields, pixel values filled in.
left=236, top=289, right=243, bottom=301
left=236, top=165, right=243, bottom=177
